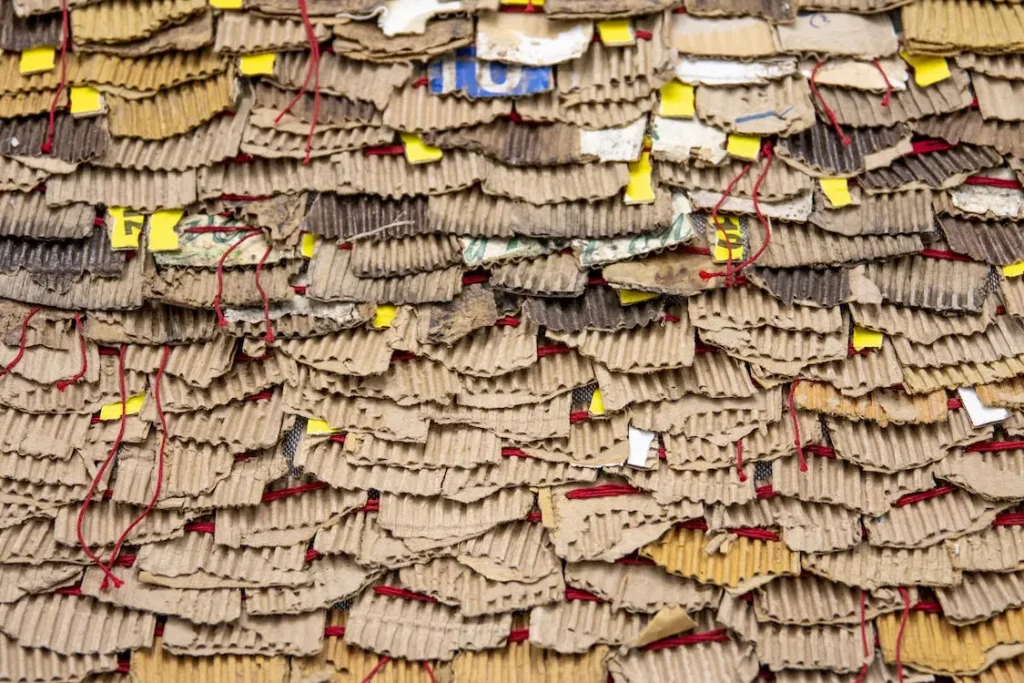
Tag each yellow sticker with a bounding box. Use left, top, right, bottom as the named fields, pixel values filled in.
left=501, top=0, right=543, bottom=5
left=148, top=209, right=183, bottom=252
left=597, top=19, right=634, bottom=46
left=589, top=388, right=606, bottom=415
left=618, top=289, right=658, bottom=305
left=711, top=216, right=743, bottom=263
left=210, top=0, right=243, bottom=8
left=19, top=46, right=55, bottom=75
left=1003, top=261, right=1024, bottom=278
left=625, top=150, right=655, bottom=205
left=820, top=177, right=853, bottom=208
left=306, top=418, right=339, bottom=435
left=69, top=86, right=103, bottom=115
left=373, top=304, right=397, bottom=328
left=99, top=394, right=145, bottom=421
left=727, top=134, right=761, bottom=161
left=400, top=133, right=443, bottom=164
left=108, top=207, right=144, bottom=250
left=239, top=52, right=276, bottom=76
left=900, top=53, right=951, bottom=87
left=852, top=326, right=884, bottom=351
left=301, top=233, right=317, bottom=258
left=659, top=80, right=695, bottom=118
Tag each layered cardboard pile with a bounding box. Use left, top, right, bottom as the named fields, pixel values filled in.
left=1, top=0, right=1024, bottom=681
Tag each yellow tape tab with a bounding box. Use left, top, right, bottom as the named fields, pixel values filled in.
left=306, top=418, right=338, bottom=435
left=501, top=0, right=543, bottom=5
left=210, top=0, right=243, bottom=8
left=618, top=289, right=658, bottom=305
left=401, top=133, right=443, bottom=164
left=625, top=150, right=655, bottom=205
left=597, top=19, right=635, bottom=46
left=239, top=52, right=276, bottom=76
left=589, top=388, right=606, bottom=415
left=852, top=326, right=884, bottom=350
left=69, top=86, right=103, bottom=115
left=1003, top=261, right=1024, bottom=278
left=900, top=52, right=951, bottom=87
left=727, top=134, right=761, bottom=161
left=108, top=207, right=144, bottom=250
left=659, top=80, right=695, bottom=118
left=301, top=233, right=317, bottom=258
left=19, top=46, right=55, bottom=75
left=373, top=304, right=397, bottom=328
left=148, top=209, right=183, bottom=252
left=712, top=216, right=743, bottom=263
left=99, top=394, right=145, bottom=421
left=820, top=177, right=853, bottom=208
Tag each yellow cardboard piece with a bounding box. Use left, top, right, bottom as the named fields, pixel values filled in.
left=1003, top=261, right=1024, bottom=278
left=148, top=209, right=183, bottom=252
left=659, top=80, right=695, bottom=118
left=210, top=0, right=243, bottom=8
left=99, top=394, right=146, bottom=421
left=306, top=418, right=339, bottom=436
left=301, top=233, right=317, bottom=258
left=727, top=134, right=761, bottom=161
left=19, top=46, right=55, bottom=75
left=820, top=177, right=853, bottom=208
left=618, top=289, right=658, bottom=305
left=900, top=53, right=951, bottom=87
left=589, top=388, right=606, bottom=415
left=852, top=326, right=884, bottom=350
left=400, top=133, right=443, bottom=164
left=108, top=207, right=144, bottom=250
left=712, top=216, right=744, bottom=263
left=597, top=19, right=635, bottom=46
left=625, top=150, right=655, bottom=205
left=373, top=304, right=397, bottom=328
left=239, top=53, right=276, bottom=76
left=501, top=0, right=543, bottom=5
left=69, top=86, right=103, bottom=115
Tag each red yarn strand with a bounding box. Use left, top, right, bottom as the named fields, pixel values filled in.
left=55, top=312, right=87, bottom=391
left=895, top=587, right=911, bottom=683
left=273, top=0, right=321, bottom=164
left=0, top=306, right=41, bottom=378
left=213, top=230, right=261, bottom=327
left=254, top=243, right=276, bottom=343
left=735, top=439, right=747, bottom=482
left=40, top=0, right=70, bottom=154
left=809, top=61, right=852, bottom=146
left=788, top=379, right=806, bottom=471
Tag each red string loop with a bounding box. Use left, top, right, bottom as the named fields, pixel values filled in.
left=895, top=587, right=911, bottom=683
left=788, top=379, right=806, bottom=471
left=213, top=230, right=262, bottom=327
left=273, top=0, right=321, bottom=164
left=41, top=0, right=70, bottom=154
left=853, top=589, right=871, bottom=683
left=735, top=439, right=747, bottom=482
left=55, top=312, right=87, bottom=391
left=254, top=243, right=276, bottom=343
left=870, top=59, right=893, bottom=107
left=1, top=306, right=41, bottom=378
left=809, top=60, right=853, bottom=146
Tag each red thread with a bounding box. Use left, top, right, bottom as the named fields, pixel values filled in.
left=337, top=242, right=353, bottom=250
left=55, top=312, right=88, bottom=391
left=254, top=243, right=276, bottom=343
left=305, top=549, right=320, bottom=562
left=243, top=390, right=274, bottom=402
left=730, top=528, right=780, bottom=542
left=755, top=484, right=775, bottom=499
left=422, top=662, right=436, bottom=683
left=360, top=499, right=380, bottom=513
left=261, top=481, right=327, bottom=503
left=643, top=628, right=730, bottom=651
left=40, top=0, right=70, bottom=154
left=788, top=379, right=806, bottom=472
left=0, top=306, right=41, bottom=378
left=495, top=316, right=521, bottom=327
left=908, top=139, right=954, bottom=155
left=809, top=61, right=852, bottom=146
left=323, top=625, right=346, bottom=637
left=662, top=314, right=681, bottom=323
left=57, top=585, right=82, bottom=596
left=565, top=588, right=605, bottom=602
left=565, top=483, right=642, bottom=499
left=219, top=193, right=274, bottom=202
left=679, top=518, right=709, bottom=531
left=101, top=345, right=172, bottom=587
left=508, top=628, right=530, bottom=643
left=363, top=144, right=405, bottom=156
left=918, top=248, right=973, bottom=262
left=116, top=659, right=130, bottom=674
left=735, top=440, right=747, bottom=482
left=994, top=512, right=1024, bottom=526
left=360, top=657, right=391, bottom=683
left=184, top=521, right=216, bottom=533
left=634, top=29, right=653, bottom=40
left=895, top=587, right=910, bottom=683
left=912, top=601, right=943, bottom=614
left=113, top=553, right=136, bottom=568
left=894, top=485, right=954, bottom=507
left=373, top=585, right=436, bottom=602
left=946, top=397, right=963, bottom=410
left=588, top=275, right=608, bottom=286
left=328, top=433, right=347, bottom=444
left=412, top=76, right=428, bottom=87
left=76, top=346, right=128, bottom=590
left=462, top=273, right=489, bottom=286
left=391, top=351, right=418, bottom=361
left=213, top=230, right=261, bottom=327
left=804, top=444, right=836, bottom=458
left=853, top=589, right=870, bottom=683
left=615, top=555, right=656, bottom=566
left=536, top=344, right=570, bottom=358
left=698, top=162, right=751, bottom=283
left=966, top=440, right=1024, bottom=453
left=273, top=0, right=321, bottom=164
left=183, top=224, right=261, bottom=234
left=966, top=175, right=1024, bottom=190
left=871, top=59, right=893, bottom=107
left=501, top=447, right=529, bottom=458
left=569, top=410, right=590, bottom=423
left=292, top=284, right=308, bottom=295
left=525, top=511, right=542, bottom=522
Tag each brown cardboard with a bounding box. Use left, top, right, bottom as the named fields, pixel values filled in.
left=457, top=350, right=592, bottom=409
left=865, top=487, right=1005, bottom=549
left=0, top=631, right=118, bottom=682
left=519, top=413, right=631, bottom=467
left=950, top=525, right=1024, bottom=573
left=481, top=162, right=630, bottom=205
left=606, top=638, right=759, bottom=683
left=240, top=119, right=394, bottom=160
left=163, top=390, right=285, bottom=454
left=455, top=520, right=561, bottom=584
left=626, top=462, right=758, bottom=507
left=383, top=85, right=510, bottom=134
left=544, top=0, right=675, bottom=17
left=296, top=441, right=445, bottom=497
left=802, top=543, right=962, bottom=589
left=128, top=637, right=289, bottom=683
left=333, top=17, right=473, bottom=62
left=662, top=412, right=821, bottom=472
left=0, top=563, right=81, bottom=604
left=344, top=427, right=501, bottom=470
left=302, top=355, right=461, bottom=406
left=452, top=638, right=608, bottom=683
left=198, top=158, right=337, bottom=198
left=162, top=611, right=325, bottom=657
left=0, top=593, right=155, bottom=655
left=630, top=389, right=783, bottom=444
left=937, top=571, right=1024, bottom=625
left=516, top=91, right=657, bottom=130
left=419, top=319, right=538, bottom=377
left=306, top=244, right=463, bottom=305
left=670, top=14, right=778, bottom=58
left=160, top=353, right=294, bottom=412
left=808, top=190, right=935, bottom=237
left=74, top=11, right=215, bottom=57
left=529, top=599, right=650, bottom=654
left=565, top=561, right=721, bottom=614
left=377, top=488, right=534, bottom=542
left=490, top=253, right=588, bottom=298
left=214, top=11, right=331, bottom=53
left=700, top=323, right=848, bottom=376
left=549, top=315, right=696, bottom=373
left=523, top=286, right=663, bottom=333
left=214, top=487, right=366, bottom=548
left=689, top=287, right=842, bottom=333
left=136, top=533, right=309, bottom=588
left=108, top=71, right=236, bottom=140
left=70, top=0, right=205, bottom=44
left=277, top=326, right=392, bottom=376
left=245, top=554, right=377, bottom=616
left=776, top=13, right=898, bottom=58
left=286, top=382, right=431, bottom=442
left=696, top=77, right=815, bottom=136
left=903, top=0, right=1024, bottom=54
left=754, top=575, right=908, bottom=626
left=442, top=456, right=598, bottom=504
left=0, top=410, right=91, bottom=460
left=80, top=565, right=241, bottom=625
left=863, top=254, right=994, bottom=313
left=812, top=68, right=973, bottom=127
left=850, top=300, right=995, bottom=346
left=349, top=234, right=463, bottom=278
left=54, top=500, right=189, bottom=548
left=272, top=51, right=411, bottom=109
left=861, top=146, right=1002, bottom=193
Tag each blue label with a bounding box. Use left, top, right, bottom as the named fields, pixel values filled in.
left=428, top=47, right=552, bottom=98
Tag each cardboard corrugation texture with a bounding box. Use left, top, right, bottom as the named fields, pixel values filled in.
left=349, top=234, right=463, bottom=278
left=777, top=122, right=911, bottom=177
left=244, top=554, right=376, bottom=616
left=0, top=0, right=60, bottom=50
left=598, top=354, right=757, bottom=414
left=550, top=316, right=696, bottom=372
left=456, top=521, right=561, bottom=583
left=163, top=391, right=284, bottom=454
left=524, top=286, right=663, bottom=333
left=443, top=457, right=598, bottom=504
left=214, top=487, right=365, bottom=549
left=916, top=109, right=1024, bottom=158
left=558, top=16, right=673, bottom=95
left=746, top=265, right=855, bottom=307
left=287, top=384, right=431, bottom=442
left=152, top=260, right=302, bottom=309
left=198, top=158, right=336, bottom=198
left=662, top=413, right=820, bottom=471
left=241, top=120, right=395, bottom=160
left=1002, top=276, right=1024, bottom=319
left=686, top=0, right=795, bottom=20
left=162, top=611, right=325, bottom=656
left=528, top=599, right=648, bottom=653
left=0, top=631, right=118, bottom=682
left=110, top=436, right=235, bottom=506
left=0, top=409, right=91, bottom=459
left=977, top=376, right=1024, bottom=409
left=662, top=157, right=811, bottom=200
left=940, top=216, right=1024, bottom=266
left=54, top=500, right=188, bottom=547
left=937, top=571, right=1024, bottom=625
left=252, top=82, right=379, bottom=128
left=108, top=71, right=236, bottom=140
left=863, top=255, right=993, bottom=313
left=749, top=221, right=923, bottom=269
left=809, top=189, right=935, bottom=237
left=902, top=356, right=1024, bottom=395
left=81, top=566, right=242, bottom=625
left=0, top=88, right=69, bottom=119
left=70, top=0, right=206, bottom=45
left=903, top=0, right=1024, bottom=54
left=0, top=157, right=49, bottom=192
left=861, top=145, right=1003, bottom=192
left=377, top=488, right=533, bottom=541
left=0, top=518, right=88, bottom=564
left=951, top=525, right=1024, bottom=573
left=850, top=300, right=995, bottom=345
left=481, top=162, right=629, bottom=205
left=545, top=0, right=675, bottom=17
left=452, top=640, right=608, bottom=683
left=125, top=334, right=234, bottom=387
left=333, top=16, right=474, bottom=63
left=303, top=356, right=461, bottom=406
left=802, top=543, right=961, bottom=589
left=159, top=354, right=294, bottom=411
left=813, top=68, right=973, bottom=127
left=700, top=323, right=848, bottom=375
left=877, top=608, right=1024, bottom=676
left=344, top=588, right=512, bottom=661
left=866, top=487, right=1004, bottom=548
left=0, top=114, right=110, bottom=164
left=489, top=253, right=587, bottom=298
left=627, top=461, right=760, bottom=506
left=306, top=246, right=463, bottom=304
left=136, top=532, right=308, bottom=587
left=213, top=11, right=330, bottom=53
left=519, top=413, right=630, bottom=466
left=0, top=592, right=155, bottom=654
left=272, top=52, right=411, bottom=109
left=565, top=561, right=720, bottom=614
left=46, top=166, right=197, bottom=211
left=0, top=230, right=123, bottom=279
left=126, top=637, right=288, bottom=682
left=296, top=443, right=444, bottom=496
left=670, top=14, right=777, bottom=57
left=334, top=151, right=487, bottom=199
left=689, top=287, right=842, bottom=333
left=892, top=316, right=1024, bottom=369
left=0, top=354, right=147, bottom=414
left=383, top=85, right=510, bottom=133
left=696, top=77, right=815, bottom=136
left=418, top=320, right=537, bottom=378
left=754, top=575, right=905, bottom=626
left=457, top=350, right=592, bottom=409
left=424, top=121, right=587, bottom=167
left=607, top=639, right=759, bottom=683
left=516, top=91, right=657, bottom=130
